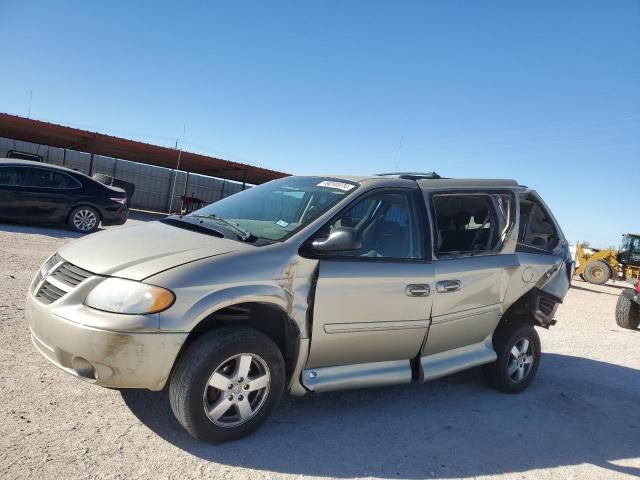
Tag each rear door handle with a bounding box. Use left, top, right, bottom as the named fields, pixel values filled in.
left=405, top=284, right=430, bottom=297
left=436, top=280, right=461, bottom=293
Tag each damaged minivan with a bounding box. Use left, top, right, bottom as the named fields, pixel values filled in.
left=26, top=172, right=572, bottom=443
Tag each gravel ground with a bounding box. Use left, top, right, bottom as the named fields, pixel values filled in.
left=0, top=215, right=638, bottom=480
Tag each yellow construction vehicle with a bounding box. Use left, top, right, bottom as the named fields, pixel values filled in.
left=575, top=233, right=640, bottom=285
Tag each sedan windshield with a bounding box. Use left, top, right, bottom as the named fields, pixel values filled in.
left=188, top=177, right=358, bottom=242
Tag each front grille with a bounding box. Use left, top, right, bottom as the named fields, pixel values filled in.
left=35, top=261, right=93, bottom=305
left=49, top=263, right=92, bottom=288
left=36, top=281, right=67, bottom=304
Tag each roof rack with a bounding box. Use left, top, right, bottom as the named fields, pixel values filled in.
left=376, top=171, right=442, bottom=180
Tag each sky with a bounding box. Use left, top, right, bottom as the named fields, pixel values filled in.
left=1, top=1, right=639, bottom=247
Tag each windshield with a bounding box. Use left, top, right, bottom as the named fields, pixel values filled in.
left=188, top=176, right=358, bottom=242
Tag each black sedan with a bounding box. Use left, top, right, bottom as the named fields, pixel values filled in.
left=0, top=159, right=128, bottom=233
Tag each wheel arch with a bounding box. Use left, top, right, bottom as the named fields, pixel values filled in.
left=66, top=203, right=103, bottom=222
left=176, top=301, right=301, bottom=377
left=495, top=287, right=562, bottom=332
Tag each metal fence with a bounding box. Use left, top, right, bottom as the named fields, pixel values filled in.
left=0, top=136, right=249, bottom=212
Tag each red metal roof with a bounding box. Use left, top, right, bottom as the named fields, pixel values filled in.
left=0, top=113, right=287, bottom=185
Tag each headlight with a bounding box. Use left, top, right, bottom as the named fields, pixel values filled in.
left=85, top=278, right=175, bottom=314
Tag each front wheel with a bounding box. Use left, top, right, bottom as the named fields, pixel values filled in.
left=483, top=322, right=541, bottom=393
left=169, top=327, right=285, bottom=443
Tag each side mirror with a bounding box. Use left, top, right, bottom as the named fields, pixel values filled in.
left=312, top=227, right=362, bottom=254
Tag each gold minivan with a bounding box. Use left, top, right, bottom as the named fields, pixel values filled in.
left=26, top=173, right=571, bottom=443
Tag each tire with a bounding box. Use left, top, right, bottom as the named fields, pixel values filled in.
left=583, top=261, right=611, bottom=285
left=615, top=294, right=640, bottom=330
left=169, top=327, right=285, bottom=443
left=67, top=206, right=100, bottom=233
left=579, top=274, right=586, bottom=281
left=483, top=322, right=541, bottom=393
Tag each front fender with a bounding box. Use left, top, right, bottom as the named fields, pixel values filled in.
left=150, top=246, right=318, bottom=337
left=180, top=284, right=291, bottom=331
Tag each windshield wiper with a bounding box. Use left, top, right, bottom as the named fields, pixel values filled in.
left=188, top=214, right=253, bottom=241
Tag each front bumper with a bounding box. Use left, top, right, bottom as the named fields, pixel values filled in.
left=25, top=291, right=187, bottom=391
left=622, top=288, right=640, bottom=306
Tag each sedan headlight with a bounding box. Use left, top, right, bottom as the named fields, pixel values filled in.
left=85, top=278, right=175, bottom=314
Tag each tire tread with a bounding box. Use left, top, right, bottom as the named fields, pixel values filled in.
left=615, top=294, right=640, bottom=330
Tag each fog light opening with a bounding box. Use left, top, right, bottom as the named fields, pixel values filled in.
left=71, top=357, right=97, bottom=380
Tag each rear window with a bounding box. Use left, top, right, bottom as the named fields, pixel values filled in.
left=29, top=168, right=80, bottom=189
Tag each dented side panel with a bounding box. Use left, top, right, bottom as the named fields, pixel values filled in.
left=150, top=244, right=319, bottom=338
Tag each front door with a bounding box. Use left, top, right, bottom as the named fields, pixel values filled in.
left=305, top=188, right=434, bottom=368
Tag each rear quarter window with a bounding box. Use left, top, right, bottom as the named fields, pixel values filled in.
left=517, top=196, right=559, bottom=253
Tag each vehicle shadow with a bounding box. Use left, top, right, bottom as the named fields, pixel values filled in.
left=121, top=354, right=640, bottom=478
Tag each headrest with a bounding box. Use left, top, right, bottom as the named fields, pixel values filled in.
left=453, top=211, right=471, bottom=228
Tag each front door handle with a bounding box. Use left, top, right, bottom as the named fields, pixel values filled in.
left=405, top=284, right=430, bottom=297
left=436, top=280, right=461, bottom=293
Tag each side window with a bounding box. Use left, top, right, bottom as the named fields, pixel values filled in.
left=433, top=193, right=513, bottom=256
left=29, top=169, right=78, bottom=189
left=517, top=196, right=559, bottom=252
left=327, top=190, right=424, bottom=259
left=0, top=167, right=27, bottom=186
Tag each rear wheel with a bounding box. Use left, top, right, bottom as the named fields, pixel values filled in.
left=583, top=261, right=611, bottom=285
left=68, top=206, right=100, bottom=233
left=615, top=294, right=640, bottom=330
left=483, top=322, right=541, bottom=393
left=169, top=327, right=285, bottom=443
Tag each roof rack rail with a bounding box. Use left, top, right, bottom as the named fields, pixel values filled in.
left=376, top=171, right=443, bottom=180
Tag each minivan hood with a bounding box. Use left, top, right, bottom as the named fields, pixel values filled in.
left=59, top=221, right=252, bottom=280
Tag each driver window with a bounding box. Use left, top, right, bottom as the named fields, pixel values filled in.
left=327, top=190, right=423, bottom=259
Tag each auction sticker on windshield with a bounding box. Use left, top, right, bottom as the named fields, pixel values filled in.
left=316, top=180, right=355, bottom=191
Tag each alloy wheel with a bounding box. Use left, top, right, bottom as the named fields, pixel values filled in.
left=203, top=353, right=271, bottom=428
left=73, top=209, right=98, bottom=231
left=507, top=338, right=535, bottom=383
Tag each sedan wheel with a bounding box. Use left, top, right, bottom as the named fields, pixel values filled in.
left=68, top=206, right=100, bottom=233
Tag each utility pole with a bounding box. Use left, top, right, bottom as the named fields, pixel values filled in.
left=168, top=140, right=182, bottom=214
left=168, top=124, right=186, bottom=214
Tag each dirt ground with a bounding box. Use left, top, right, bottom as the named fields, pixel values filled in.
left=0, top=214, right=638, bottom=480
